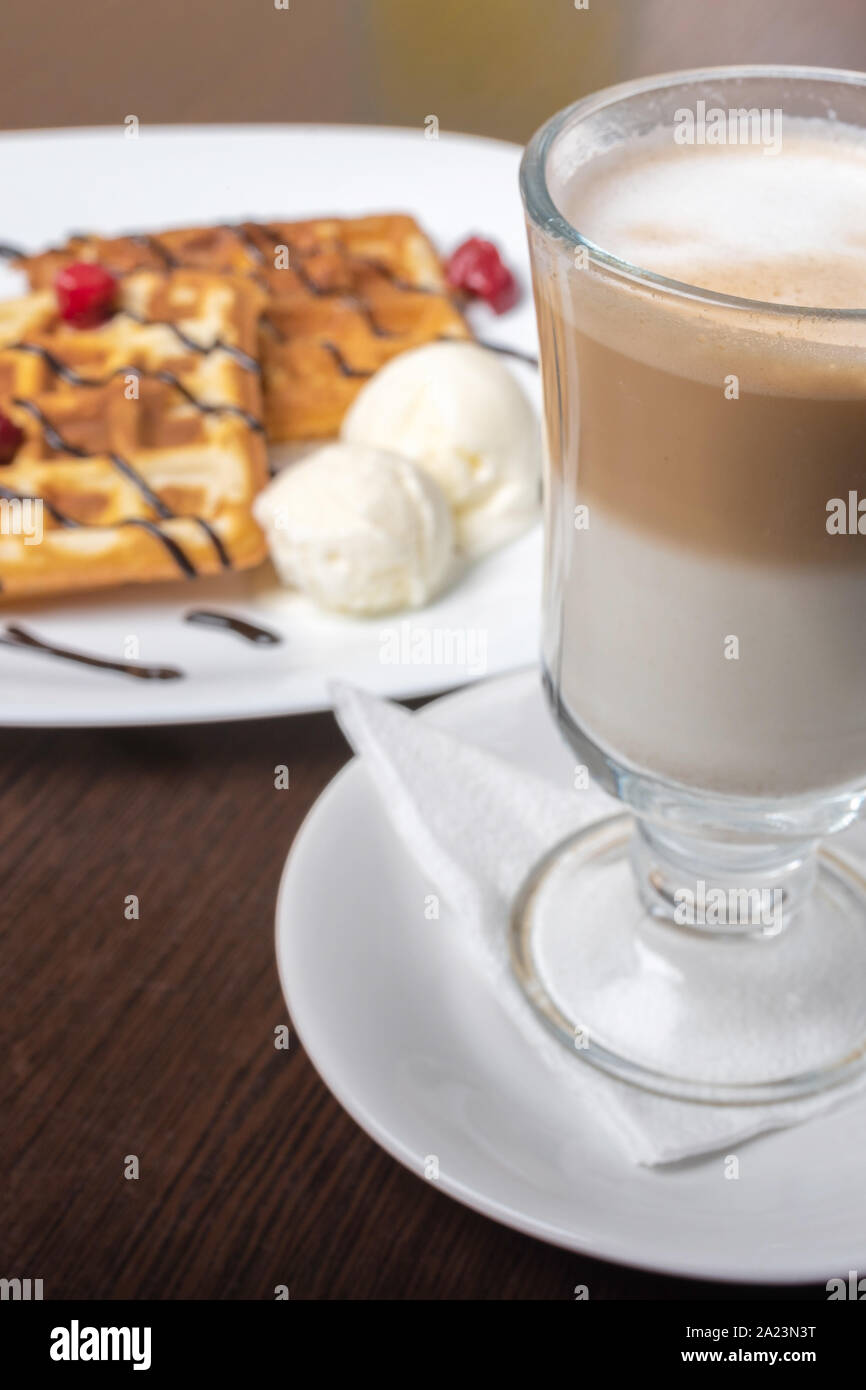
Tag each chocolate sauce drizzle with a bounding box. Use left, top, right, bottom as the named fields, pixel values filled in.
left=2, top=399, right=227, bottom=577
left=355, top=257, right=448, bottom=298
left=268, top=248, right=397, bottom=338
left=260, top=229, right=457, bottom=346
left=118, top=309, right=261, bottom=373
left=229, top=225, right=269, bottom=266
left=12, top=397, right=173, bottom=518
left=320, top=341, right=373, bottom=378
left=130, top=232, right=181, bottom=269
left=0, top=484, right=75, bottom=528
left=131, top=366, right=263, bottom=430
left=1, top=623, right=183, bottom=680
left=9, top=344, right=264, bottom=431
left=184, top=609, right=281, bottom=645
left=0, top=476, right=203, bottom=577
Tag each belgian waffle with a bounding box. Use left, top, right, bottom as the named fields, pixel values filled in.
left=0, top=269, right=269, bottom=599
left=19, top=215, right=472, bottom=441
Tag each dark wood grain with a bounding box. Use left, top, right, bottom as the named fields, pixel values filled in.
left=0, top=708, right=826, bottom=1300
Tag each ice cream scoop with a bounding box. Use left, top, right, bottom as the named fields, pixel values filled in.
left=253, top=443, right=454, bottom=616
left=341, top=342, right=541, bottom=557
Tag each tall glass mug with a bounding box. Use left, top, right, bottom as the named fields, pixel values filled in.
left=515, top=67, right=866, bottom=1101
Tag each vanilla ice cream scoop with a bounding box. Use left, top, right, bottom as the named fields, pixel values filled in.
left=252, top=443, right=454, bottom=615
left=341, top=342, right=541, bottom=557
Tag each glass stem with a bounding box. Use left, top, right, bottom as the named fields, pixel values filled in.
left=629, top=818, right=818, bottom=938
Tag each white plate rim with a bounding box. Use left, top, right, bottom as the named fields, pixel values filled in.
left=0, top=121, right=525, bottom=155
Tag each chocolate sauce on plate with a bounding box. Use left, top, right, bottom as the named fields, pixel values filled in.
left=2, top=624, right=184, bottom=680
left=183, top=609, right=281, bottom=645
left=0, top=611, right=279, bottom=685
left=476, top=340, right=539, bottom=368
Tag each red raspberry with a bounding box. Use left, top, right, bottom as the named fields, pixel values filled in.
left=0, top=409, right=23, bottom=464
left=446, top=236, right=519, bottom=314
left=55, top=262, right=118, bottom=327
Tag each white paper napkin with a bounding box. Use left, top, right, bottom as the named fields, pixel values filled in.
left=332, top=680, right=866, bottom=1166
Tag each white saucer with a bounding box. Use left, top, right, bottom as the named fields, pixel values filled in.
left=0, top=124, right=540, bottom=726
left=276, top=669, right=866, bottom=1284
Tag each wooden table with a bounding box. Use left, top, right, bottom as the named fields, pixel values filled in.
left=0, top=708, right=825, bottom=1300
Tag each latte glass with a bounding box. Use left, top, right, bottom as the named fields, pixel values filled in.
left=516, top=67, right=866, bottom=1101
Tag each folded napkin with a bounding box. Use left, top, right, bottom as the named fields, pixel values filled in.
left=332, top=679, right=866, bottom=1165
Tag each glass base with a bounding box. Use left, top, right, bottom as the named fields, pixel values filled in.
left=510, top=814, right=866, bottom=1103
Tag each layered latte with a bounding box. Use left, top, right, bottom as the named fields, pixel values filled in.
left=532, top=120, right=866, bottom=796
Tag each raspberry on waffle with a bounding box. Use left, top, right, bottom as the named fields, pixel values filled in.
left=0, top=269, right=269, bottom=599
left=19, top=215, right=473, bottom=441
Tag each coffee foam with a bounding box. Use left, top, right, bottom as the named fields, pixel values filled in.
left=530, top=113, right=866, bottom=564
left=556, top=118, right=866, bottom=309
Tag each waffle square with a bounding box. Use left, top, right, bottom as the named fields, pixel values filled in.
left=0, top=270, right=269, bottom=599
left=19, top=215, right=472, bottom=441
